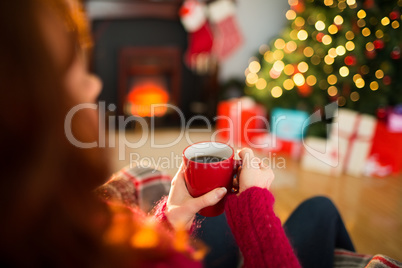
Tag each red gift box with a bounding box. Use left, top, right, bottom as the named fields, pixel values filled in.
left=250, top=133, right=303, bottom=160
left=216, top=97, right=267, bottom=147
left=365, top=122, right=402, bottom=177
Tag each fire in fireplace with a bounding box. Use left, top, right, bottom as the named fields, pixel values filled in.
left=125, top=77, right=169, bottom=117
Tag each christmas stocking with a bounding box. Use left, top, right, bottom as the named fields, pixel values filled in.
left=208, top=0, right=243, bottom=61
left=179, top=0, right=214, bottom=69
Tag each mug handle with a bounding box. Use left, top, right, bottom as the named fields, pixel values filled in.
left=231, top=159, right=242, bottom=193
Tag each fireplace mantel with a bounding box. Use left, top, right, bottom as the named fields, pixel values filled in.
left=85, top=0, right=183, bottom=21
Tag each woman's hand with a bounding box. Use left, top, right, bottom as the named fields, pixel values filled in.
left=165, top=164, right=227, bottom=230
left=237, top=148, right=274, bottom=194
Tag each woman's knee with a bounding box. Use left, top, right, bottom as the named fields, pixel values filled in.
left=300, top=196, right=338, bottom=217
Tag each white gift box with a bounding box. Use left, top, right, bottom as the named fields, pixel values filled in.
left=301, top=109, right=377, bottom=177
left=300, top=137, right=343, bottom=176
left=331, top=109, right=377, bottom=177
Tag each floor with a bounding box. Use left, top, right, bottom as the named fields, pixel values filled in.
left=110, top=128, right=402, bottom=261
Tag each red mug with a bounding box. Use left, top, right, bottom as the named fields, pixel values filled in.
left=182, top=142, right=241, bottom=217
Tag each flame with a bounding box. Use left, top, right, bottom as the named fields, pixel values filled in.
left=126, top=81, right=169, bottom=117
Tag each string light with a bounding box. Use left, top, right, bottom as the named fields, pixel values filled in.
left=362, top=28, right=371, bottom=37
left=273, top=50, right=284, bottom=60
left=270, top=68, right=281, bottom=79
left=293, top=73, right=305, bottom=86
left=392, top=21, right=400, bottom=29
left=288, top=0, right=298, bottom=6
left=327, top=74, right=337, bottom=85
left=286, top=10, right=297, bottom=20
left=322, top=35, right=332, bottom=45
left=338, top=1, right=347, bottom=9
left=246, top=73, right=258, bottom=84
left=375, top=69, right=384, bottom=79
left=339, top=66, right=349, bottom=77
left=370, top=81, right=379, bottom=91
left=345, top=41, right=355, bottom=51
left=273, top=61, right=285, bottom=72
left=298, top=62, right=309, bottom=73
left=290, top=30, right=299, bottom=40
left=306, top=75, right=317, bottom=86
left=271, top=86, right=283, bottom=98
left=249, top=61, right=261, bottom=73
left=336, top=45, right=346, bottom=56
left=283, top=79, right=295, bottom=90
left=366, top=42, right=375, bottom=51
left=264, top=51, right=274, bottom=63
left=284, top=64, right=295, bottom=75
left=381, top=17, right=390, bottom=26
left=328, top=86, right=338, bottom=96
left=353, top=74, right=362, bottom=82
left=303, top=47, right=314, bottom=57
left=355, top=78, right=365, bottom=88
left=345, top=31, right=355, bottom=40
left=297, top=30, right=308, bottom=40
left=375, top=30, right=384, bottom=39
left=334, top=15, right=344, bottom=25
left=286, top=41, right=298, bottom=52
left=256, top=78, right=267, bottom=90
left=328, top=48, right=337, bottom=58
left=315, top=21, right=326, bottom=31
left=338, top=1, right=346, bottom=10
left=324, top=55, right=335, bottom=65
left=357, top=10, right=366, bottom=19
left=274, top=39, right=286, bottom=49
left=350, top=91, right=360, bottom=101
left=357, top=19, right=366, bottom=28
left=328, top=24, right=338, bottom=34
left=338, top=96, right=346, bottom=106
left=295, top=17, right=306, bottom=27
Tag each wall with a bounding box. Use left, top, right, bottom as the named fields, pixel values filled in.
left=219, top=0, right=290, bottom=81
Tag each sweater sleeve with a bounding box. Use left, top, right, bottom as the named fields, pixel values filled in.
left=225, top=187, right=301, bottom=268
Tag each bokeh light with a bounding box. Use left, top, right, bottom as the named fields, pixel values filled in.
left=339, top=66, right=349, bottom=77
left=298, top=62, right=309, bottom=73
left=293, top=73, right=305, bottom=86
left=271, top=86, right=283, bottom=98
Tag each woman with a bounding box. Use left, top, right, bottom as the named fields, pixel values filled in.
left=2, top=0, right=388, bottom=268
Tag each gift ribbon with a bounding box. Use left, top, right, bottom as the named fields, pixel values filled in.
left=336, top=114, right=374, bottom=174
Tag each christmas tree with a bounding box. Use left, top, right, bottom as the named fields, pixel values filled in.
left=245, top=0, right=402, bottom=135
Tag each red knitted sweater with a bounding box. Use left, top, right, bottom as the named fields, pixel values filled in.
left=224, top=187, right=301, bottom=268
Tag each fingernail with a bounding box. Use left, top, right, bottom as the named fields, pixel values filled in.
left=216, top=187, right=227, bottom=199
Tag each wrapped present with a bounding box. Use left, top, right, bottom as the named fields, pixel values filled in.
left=364, top=122, right=402, bottom=177
left=250, top=133, right=303, bottom=160
left=331, top=109, right=377, bottom=177
left=300, top=137, right=342, bottom=176
left=387, top=104, right=402, bottom=133
left=271, top=108, right=309, bottom=141
left=216, top=97, right=267, bottom=147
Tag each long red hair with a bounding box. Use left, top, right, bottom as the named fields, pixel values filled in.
left=0, top=0, right=114, bottom=266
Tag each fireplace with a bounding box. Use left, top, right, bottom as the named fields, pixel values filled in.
left=86, top=0, right=220, bottom=124
left=119, top=46, right=181, bottom=118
